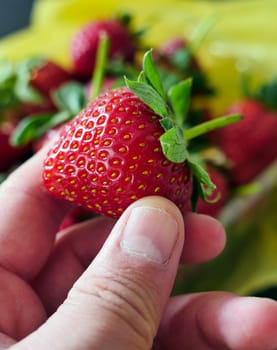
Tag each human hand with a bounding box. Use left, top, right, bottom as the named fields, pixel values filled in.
left=1, top=150, right=277, bottom=350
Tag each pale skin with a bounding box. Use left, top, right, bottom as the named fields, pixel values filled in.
left=0, top=149, right=277, bottom=349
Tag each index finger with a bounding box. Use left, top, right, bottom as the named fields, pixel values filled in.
left=0, top=148, right=71, bottom=280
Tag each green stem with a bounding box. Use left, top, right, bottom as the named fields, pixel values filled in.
left=90, top=32, right=110, bottom=100
left=184, top=113, right=242, bottom=140
left=189, top=14, right=218, bottom=53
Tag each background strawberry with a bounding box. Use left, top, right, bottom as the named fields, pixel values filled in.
left=71, top=17, right=137, bottom=81
left=153, top=32, right=214, bottom=97
left=28, top=59, right=72, bottom=99
left=43, top=50, right=240, bottom=218
left=209, top=78, right=277, bottom=185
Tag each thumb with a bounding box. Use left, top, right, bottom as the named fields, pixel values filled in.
left=15, top=196, right=184, bottom=350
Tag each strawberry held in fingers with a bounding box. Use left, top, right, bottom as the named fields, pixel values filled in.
left=43, top=50, right=241, bottom=218
left=43, top=86, right=192, bottom=217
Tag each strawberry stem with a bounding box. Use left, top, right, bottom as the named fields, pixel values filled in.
left=189, top=14, right=218, bottom=53
left=90, top=32, right=110, bottom=100
left=184, top=113, right=242, bottom=140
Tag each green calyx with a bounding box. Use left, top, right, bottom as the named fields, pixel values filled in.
left=125, top=49, right=242, bottom=207
left=241, top=73, right=277, bottom=111
left=0, top=57, right=47, bottom=112
left=10, top=82, right=86, bottom=146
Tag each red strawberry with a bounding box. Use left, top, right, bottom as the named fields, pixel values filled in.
left=28, top=59, right=72, bottom=99
left=196, top=166, right=230, bottom=217
left=59, top=207, right=95, bottom=231
left=210, top=98, right=277, bottom=185
left=21, top=58, right=72, bottom=116
left=43, top=87, right=192, bottom=217
left=42, top=50, right=240, bottom=218
left=0, top=58, right=72, bottom=120
left=71, top=19, right=136, bottom=80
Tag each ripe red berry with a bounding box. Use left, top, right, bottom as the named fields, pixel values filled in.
left=210, top=99, right=277, bottom=184
left=71, top=19, right=136, bottom=80
left=29, top=60, right=72, bottom=99
left=43, top=87, right=192, bottom=218
left=42, top=49, right=240, bottom=218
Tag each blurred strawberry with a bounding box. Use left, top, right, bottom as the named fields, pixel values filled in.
left=28, top=59, right=72, bottom=99
left=210, top=78, right=277, bottom=185
left=71, top=17, right=137, bottom=80
left=59, top=206, right=96, bottom=231
left=10, top=81, right=87, bottom=150
left=154, top=37, right=214, bottom=97
left=0, top=57, right=72, bottom=122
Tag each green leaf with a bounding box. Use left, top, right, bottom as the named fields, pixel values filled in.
left=15, top=56, right=45, bottom=75
left=0, top=60, right=14, bottom=83
left=45, top=110, right=71, bottom=129
left=10, top=112, right=55, bottom=146
left=143, top=49, right=166, bottom=99
left=189, top=14, right=218, bottom=53
left=160, top=126, right=188, bottom=163
left=168, top=78, right=192, bottom=125
left=188, top=158, right=215, bottom=195
left=10, top=110, right=71, bottom=147
left=255, top=78, right=277, bottom=110
left=52, top=82, right=86, bottom=115
left=125, top=78, right=168, bottom=118
left=170, top=47, right=192, bottom=71
left=14, top=75, right=44, bottom=104
left=137, top=71, right=146, bottom=83
left=13, top=57, right=45, bottom=104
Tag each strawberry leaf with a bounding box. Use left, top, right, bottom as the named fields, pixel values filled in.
left=10, top=110, right=71, bottom=147
left=10, top=112, right=56, bottom=146
left=0, top=60, right=14, bottom=83
left=52, top=82, right=86, bottom=115
left=15, top=56, right=45, bottom=74
left=14, top=76, right=44, bottom=104
left=160, top=126, right=188, bottom=163
left=188, top=158, right=216, bottom=195
left=14, top=57, right=46, bottom=104
left=255, top=78, right=277, bottom=110
left=125, top=78, right=168, bottom=118
left=143, top=49, right=166, bottom=99
left=168, top=78, right=192, bottom=125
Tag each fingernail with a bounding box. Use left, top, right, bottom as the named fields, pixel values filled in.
left=121, top=206, right=178, bottom=264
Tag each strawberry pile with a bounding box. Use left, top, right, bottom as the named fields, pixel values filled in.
left=1, top=14, right=276, bottom=225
